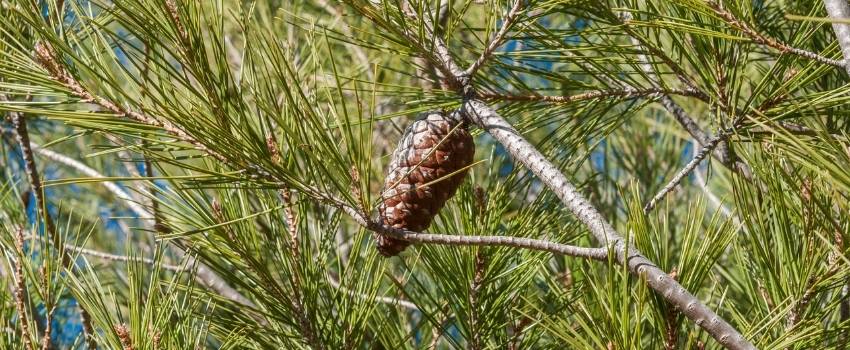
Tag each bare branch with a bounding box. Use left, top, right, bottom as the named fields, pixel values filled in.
left=465, top=0, right=524, bottom=77
left=29, top=143, right=152, bottom=219
left=64, top=240, right=184, bottom=271
left=312, top=190, right=610, bottom=260
left=708, top=1, right=845, bottom=68
left=479, top=87, right=704, bottom=104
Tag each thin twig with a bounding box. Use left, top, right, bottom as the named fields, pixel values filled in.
left=624, top=28, right=712, bottom=144
left=304, top=188, right=611, bottom=261
left=664, top=269, right=680, bottom=350
left=625, top=30, right=753, bottom=180
left=23, top=139, right=255, bottom=307
left=708, top=1, right=845, bottom=68
left=79, top=305, right=97, bottom=350
left=747, top=121, right=847, bottom=140
left=283, top=190, right=322, bottom=350
left=469, top=251, right=486, bottom=350
left=11, top=110, right=56, bottom=239
left=71, top=243, right=182, bottom=271
left=17, top=231, right=184, bottom=271
left=392, top=4, right=467, bottom=90
left=29, top=143, right=151, bottom=219
left=643, top=131, right=731, bottom=214
left=39, top=305, right=55, bottom=350
left=326, top=274, right=419, bottom=311
left=164, top=0, right=187, bottom=44
left=465, top=0, right=524, bottom=77
left=507, top=314, right=531, bottom=350
left=12, top=227, right=34, bottom=350
left=479, top=88, right=704, bottom=104
left=428, top=314, right=453, bottom=349
left=11, top=102, right=60, bottom=349
left=620, top=14, right=705, bottom=94
left=269, top=138, right=323, bottom=350
left=692, top=141, right=737, bottom=223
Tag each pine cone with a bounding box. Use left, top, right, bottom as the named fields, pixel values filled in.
left=377, top=111, right=475, bottom=256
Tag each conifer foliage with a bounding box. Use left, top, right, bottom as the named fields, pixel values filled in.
left=0, top=0, right=849, bottom=349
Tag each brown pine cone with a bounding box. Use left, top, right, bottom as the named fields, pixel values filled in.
left=377, top=111, right=475, bottom=256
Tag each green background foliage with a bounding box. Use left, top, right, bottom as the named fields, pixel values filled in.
left=0, top=0, right=848, bottom=348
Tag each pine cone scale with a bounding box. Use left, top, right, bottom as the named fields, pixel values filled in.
left=377, top=111, right=475, bottom=256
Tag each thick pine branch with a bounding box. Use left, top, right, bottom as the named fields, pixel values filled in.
left=386, top=4, right=756, bottom=348
left=825, top=0, right=850, bottom=75
left=461, top=101, right=753, bottom=349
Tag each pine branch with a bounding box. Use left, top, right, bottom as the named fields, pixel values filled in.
left=465, top=0, right=525, bottom=77
left=479, top=88, right=704, bottom=104
left=824, top=0, right=850, bottom=75
left=33, top=42, right=228, bottom=163
left=22, top=139, right=255, bottom=308
left=624, top=27, right=753, bottom=180
left=462, top=100, right=752, bottom=350
left=708, top=1, right=845, bottom=68
left=378, top=8, right=756, bottom=348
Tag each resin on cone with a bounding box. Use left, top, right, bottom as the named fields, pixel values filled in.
left=377, top=111, right=475, bottom=256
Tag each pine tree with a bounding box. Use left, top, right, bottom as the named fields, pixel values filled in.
left=1, top=0, right=849, bottom=349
